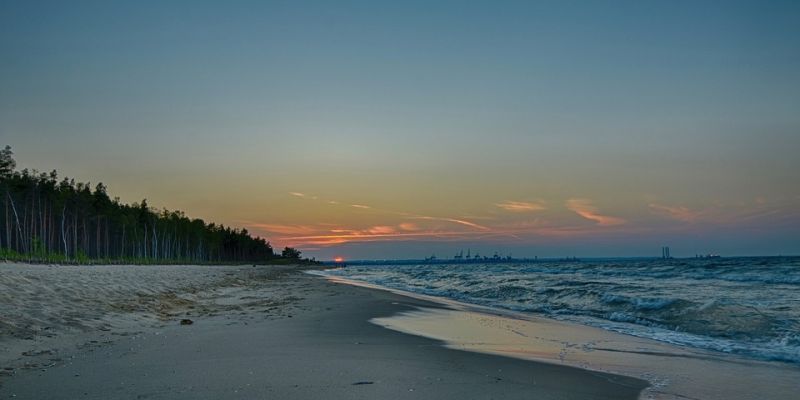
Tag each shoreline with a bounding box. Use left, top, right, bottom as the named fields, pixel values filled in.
left=1, top=262, right=646, bottom=399
left=316, top=272, right=800, bottom=400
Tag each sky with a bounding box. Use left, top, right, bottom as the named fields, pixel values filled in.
left=1, top=1, right=799, bottom=260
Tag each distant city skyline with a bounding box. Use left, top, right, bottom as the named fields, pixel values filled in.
left=2, top=1, right=799, bottom=259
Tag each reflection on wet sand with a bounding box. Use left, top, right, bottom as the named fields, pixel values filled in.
left=322, top=275, right=800, bottom=400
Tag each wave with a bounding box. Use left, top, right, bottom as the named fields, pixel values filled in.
left=322, top=257, right=800, bottom=364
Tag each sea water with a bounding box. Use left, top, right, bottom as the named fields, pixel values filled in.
left=321, top=257, right=800, bottom=365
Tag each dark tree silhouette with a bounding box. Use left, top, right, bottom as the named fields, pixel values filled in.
left=0, top=145, right=14, bottom=176
left=281, top=247, right=301, bottom=259
left=0, top=146, right=281, bottom=264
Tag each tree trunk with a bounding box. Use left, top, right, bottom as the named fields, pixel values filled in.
left=7, top=191, right=25, bottom=253
left=61, top=204, right=68, bottom=257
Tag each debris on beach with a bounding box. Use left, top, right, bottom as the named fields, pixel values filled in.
left=179, top=319, right=194, bottom=325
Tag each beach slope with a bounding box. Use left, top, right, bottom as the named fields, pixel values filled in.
left=0, top=263, right=646, bottom=399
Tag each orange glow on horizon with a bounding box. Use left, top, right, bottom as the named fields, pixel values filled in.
left=237, top=192, right=800, bottom=251
left=333, top=257, right=344, bottom=263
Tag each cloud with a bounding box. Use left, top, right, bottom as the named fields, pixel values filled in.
left=329, top=228, right=359, bottom=234
left=647, top=198, right=799, bottom=228
left=409, top=216, right=491, bottom=231
left=278, top=230, right=506, bottom=246
left=277, top=193, right=533, bottom=245
left=267, top=217, right=499, bottom=247
left=289, top=191, right=317, bottom=200
left=367, top=225, right=396, bottom=234
left=398, top=222, right=419, bottom=231
left=565, top=198, right=626, bottom=226
left=287, top=193, right=492, bottom=233
left=495, top=200, right=546, bottom=212
left=245, top=223, right=319, bottom=235
left=649, top=203, right=702, bottom=223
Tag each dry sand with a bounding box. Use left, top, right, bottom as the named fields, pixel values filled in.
left=1, top=263, right=302, bottom=373
left=0, top=262, right=646, bottom=399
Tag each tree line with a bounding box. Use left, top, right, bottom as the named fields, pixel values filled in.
left=1, top=146, right=304, bottom=264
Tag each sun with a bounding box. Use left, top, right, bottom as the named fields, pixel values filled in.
left=334, top=257, right=344, bottom=263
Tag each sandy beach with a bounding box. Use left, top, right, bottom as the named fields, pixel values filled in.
left=0, top=262, right=647, bottom=399
left=3, top=1, right=798, bottom=398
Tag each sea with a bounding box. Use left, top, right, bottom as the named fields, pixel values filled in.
left=320, top=256, right=800, bottom=365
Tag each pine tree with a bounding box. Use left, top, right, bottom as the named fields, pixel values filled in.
left=0, top=146, right=282, bottom=264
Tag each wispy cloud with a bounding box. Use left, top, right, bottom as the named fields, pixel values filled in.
left=366, top=225, right=396, bottom=234
left=246, top=194, right=799, bottom=252
left=279, top=191, right=579, bottom=245
left=278, top=230, right=508, bottom=246
left=287, top=190, right=490, bottom=231
left=495, top=200, right=546, bottom=212
left=289, top=191, right=318, bottom=200
left=648, top=198, right=800, bottom=228
left=242, top=223, right=320, bottom=235
left=409, top=216, right=491, bottom=231
left=565, top=198, right=626, bottom=226
left=246, top=214, right=499, bottom=247
left=649, top=203, right=702, bottom=223
left=398, top=222, right=419, bottom=231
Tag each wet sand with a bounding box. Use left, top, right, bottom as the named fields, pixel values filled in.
left=0, top=263, right=646, bottom=399
left=329, top=275, right=800, bottom=400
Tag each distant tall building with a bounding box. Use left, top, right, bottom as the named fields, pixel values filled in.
left=661, top=246, right=671, bottom=259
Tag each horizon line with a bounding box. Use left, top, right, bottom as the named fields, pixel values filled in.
left=320, top=254, right=800, bottom=262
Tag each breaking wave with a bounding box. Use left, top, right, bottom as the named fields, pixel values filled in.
left=322, top=257, right=800, bottom=364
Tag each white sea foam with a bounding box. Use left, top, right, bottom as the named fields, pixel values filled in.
left=321, top=257, right=800, bottom=364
